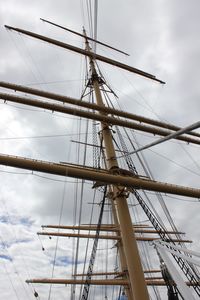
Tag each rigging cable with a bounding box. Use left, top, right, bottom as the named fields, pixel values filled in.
left=78, top=189, right=97, bottom=300
left=80, top=186, right=107, bottom=300
left=0, top=235, right=32, bottom=299
left=2, top=259, right=21, bottom=300
left=6, top=29, right=41, bottom=85
left=86, top=0, right=93, bottom=38
left=71, top=90, right=92, bottom=300
left=93, top=0, right=98, bottom=53
left=180, top=143, right=200, bottom=172
left=0, top=199, right=39, bottom=298
left=47, top=142, right=72, bottom=300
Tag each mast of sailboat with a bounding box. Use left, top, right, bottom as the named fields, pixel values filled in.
left=82, top=28, right=149, bottom=300
left=3, top=22, right=200, bottom=299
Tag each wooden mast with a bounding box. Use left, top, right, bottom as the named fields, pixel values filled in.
left=82, top=29, right=149, bottom=300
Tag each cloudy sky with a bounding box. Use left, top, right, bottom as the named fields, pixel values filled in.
left=0, top=0, right=200, bottom=299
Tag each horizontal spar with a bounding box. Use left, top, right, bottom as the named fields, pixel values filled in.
left=5, top=25, right=164, bottom=84
left=38, top=231, right=120, bottom=240
left=26, top=278, right=129, bottom=285
left=26, top=278, right=200, bottom=286
left=0, top=154, right=200, bottom=198
left=41, top=225, right=184, bottom=234
left=82, top=223, right=151, bottom=228
left=37, top=231, right=191, bottom=243
left=1, top=81, right=200, bottom=139
left=40, top=18, right=129, bottom=56
left=74, top=270, right=161, bottom=277
left=1, top=92, right=200, bottom=145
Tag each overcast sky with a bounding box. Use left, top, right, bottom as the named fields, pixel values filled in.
left=0, top=1, right=200, bottom=299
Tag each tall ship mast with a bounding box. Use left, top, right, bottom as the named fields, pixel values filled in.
left=0, top=2, right=200, bottom=300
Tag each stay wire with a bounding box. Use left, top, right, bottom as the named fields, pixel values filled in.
left=0, top=132, right=91, bottom=141
left=19, top=34, right=46, bottom=83
left=47, top=146, right=71, bottom=300
left=78, top=189, right=97, bottom=299
left=128, top=134, right=200, bottom=178
left=93, top=0, right=98, bottom=52
left=86, top=0, right=93, bottom=38
left=0, top=235, right=31, bottom=299
left=6, top=30, right=40, bottom=85
left=145, top=192, right=200, bottom=203
left=71, top=55, right=90, bottom=299
left=80, top=185, right=107, bottom=300
left=72, top=95, right=91, bottom=300
left=2, top=259, right=21, bottom=300
left=179, top=143, right=200, bottom=172
left=0, top=199, right=37, bottom=297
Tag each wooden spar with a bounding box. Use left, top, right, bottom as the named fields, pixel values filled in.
left=37, top=231, right=191, bottom=243
left=25, top=278, right=200, bottom=286
left=38, top=231, right=120, bottom=240
left=41, top=224, right=184, bottom=234
left=0, top=154, right=200, bottom=198
left=1, top=81, right=200, bottom=139
left=143, top=270, right=161, bottom=273
left=74, top=270, right=161, bottom=277
left=4, top=25, right=165, bottom=84
left=26, top=278, right=129, bottom=285
left=40, top=18, right=129, bottom=56
left=145, top=277, right=163, bottom=280
left=145, top=281, right=200, bottom=287
left=81, top=223, right=151, bottom=228
left=73, top=271, right=125, bottom=277
left=41, top=225, right=122, bottom=231
left=1, top=92, right=200, bottom=145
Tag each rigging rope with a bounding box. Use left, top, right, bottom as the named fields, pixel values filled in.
left=78, top=190, right=97, bottom=299
left=72, top=77, right=92, bottom=299
left=80, top=186, right=107, bottom=300
left=47, top=142, right=72, bottom=300
left=93, top=0, right=98, bottom=53
left=2, top=260, right=21, bottom=300
left=0, top=235, right=31, bottom=299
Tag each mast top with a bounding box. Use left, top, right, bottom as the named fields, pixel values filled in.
left=4, top=24, right=165, bottom=84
